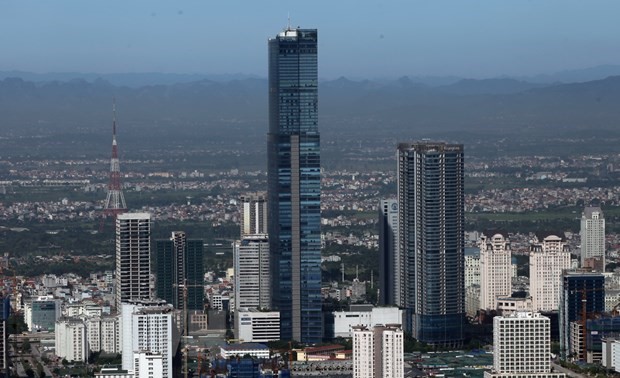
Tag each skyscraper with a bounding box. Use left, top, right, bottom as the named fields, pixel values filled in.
left=121, top=300, right=176, bottom=378
left=240, top=193, right=268, bottom=237
left=479, top=232, right=512, bottom=311
left=115, top=213, right=151, bottom=310
left=581, top=206, right=605, bottom=271
left=378, top=199, right=401, bottom=306
left=155, top=231, right=204, bottom=311
left=397, top=142, right=465, bottom=346
left=267, top=27, right=321, bottom=343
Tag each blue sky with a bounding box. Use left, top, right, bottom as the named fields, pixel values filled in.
left=1, top=0, right=618, bottom=78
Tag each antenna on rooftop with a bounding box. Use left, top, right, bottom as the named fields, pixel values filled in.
left=287, top=12, right=291, bottom=30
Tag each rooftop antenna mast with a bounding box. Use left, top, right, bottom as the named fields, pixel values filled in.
left=101, top=98, right=127, bottom=231
left=287, top=12, right=291, bottom=30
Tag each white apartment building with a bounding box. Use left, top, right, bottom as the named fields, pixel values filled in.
left=465, top=251, right=480, bottom=289
left=529, top=234, right=571, bottom=312
left=121, top=300, right=175, bottom=378
left=352, top=324, right=404, bottom=378
left=233, top=235, right=270, bottom=311
left=484, top=312, right=565, bottom=378
left=55, top=318, right=87, bottom=362
left=235, top=309, right=280, bottom=343
left=240, top=193, right=268, bottom=237
left=601, top=337, right=620, bottom=372
left=86, top=316, right=119, bottom=354
left=581, top=206, right=605, bottom=270
left=479, top=232, right=512, bottom=310
left=133, top=351, right=163, bottom=378
left=116, top=213, right=152, bottom=310
left=333, top=305, right=403, bottom=338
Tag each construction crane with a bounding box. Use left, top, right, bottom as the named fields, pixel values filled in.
left=576, top=286, right=605, bottom=362
left=173, top=280, right=205, bottom=378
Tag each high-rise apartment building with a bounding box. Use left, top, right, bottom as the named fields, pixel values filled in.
left=529, top=233, right=571, bottom=312
left=234, top=234, right=270, bottom=311
left=479, top=232, right=512, bottom=311
left=559, top=270, right=604, bottom=360
left=581, top=206, right=605, bottom=271
left=116, top=213, right=151, bottom=310
left=484, top=312, right=565, bottom=378
left=267, top=27, right=321, bottom=343
left=155, top=231, right=204, bottom=311
left=240, top=193, right=268, bottom=237
left=397, top=142, right=465, bottom=346
left=378, top=199, right=401, bottom=306
left=121, top=300, right=176, bottom=378
left=55, top=318, right=87, bottom=363
left=352, top=324, right=404, bottom=378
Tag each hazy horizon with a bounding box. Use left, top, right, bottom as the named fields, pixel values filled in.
left=2, top=1, right=620, bottom=79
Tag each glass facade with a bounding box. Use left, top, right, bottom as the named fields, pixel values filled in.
left=559, top=271, right=604, bottom=359
left=155, top=233, right=204, bottom=311
left=267, top=28, right=322, bottom=343
left=398, top=142, right=465, bottom=346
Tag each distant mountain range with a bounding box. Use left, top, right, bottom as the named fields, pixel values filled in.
left=3, top=64, right=620, bottom=87
left=2, top=72, right=620, bottom=151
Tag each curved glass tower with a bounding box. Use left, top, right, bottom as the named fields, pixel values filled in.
left=267, top=27, right=322, bottom=343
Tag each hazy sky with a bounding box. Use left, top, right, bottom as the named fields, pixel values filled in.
left=1, top=0, right=619, bottom=78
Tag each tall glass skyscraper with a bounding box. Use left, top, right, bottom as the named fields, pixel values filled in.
left=267, top=27, right=322, bottom=343
left=397, top=142, right=465, bottom=346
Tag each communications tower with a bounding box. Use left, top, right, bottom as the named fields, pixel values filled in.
left=101, top=101, right=127, bottom=229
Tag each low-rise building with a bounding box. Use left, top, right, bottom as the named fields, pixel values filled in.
left=333, top=305, right=402, bottom=338
left=235, top=309, right=280, bottom=343
left=219, top=343, right=270, bottom=359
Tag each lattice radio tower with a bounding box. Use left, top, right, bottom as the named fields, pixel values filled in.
left=101, top=100, right=127, bottom=230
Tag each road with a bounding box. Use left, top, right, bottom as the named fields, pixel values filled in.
left=551, top=361, right=588, bottom=378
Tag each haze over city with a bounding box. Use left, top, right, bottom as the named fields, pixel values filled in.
left=3, top=1, right=620, bottom=378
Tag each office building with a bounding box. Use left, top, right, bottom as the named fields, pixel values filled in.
left=529, top=233, right=571, bottom=312
left=240, top=193, right=268, bottom=237
left=352, top=324, right=404, bottom=378
left=581, top=206, right=605, bottom=271
left=234, top=235, right=270, bottom=311
left=397, top=142, right=465, bottom=346
left=479, top=232, right=512, bottom=310
left=559, top=270, right=604, bottom=360
left=121, top=300, right=176, bottom=378
left=235, top=309, right=280, bottom=343
left=116, top=213, right=152, bottom=310
left=24, top=296, right=61, bottom=332
left=378, top=199, right=401, bottom=306
left=155, top=231, right=204, bottom=311
left=484, top=312, right=565, bottom=378
left=267, top=26, right=321, bottom=343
